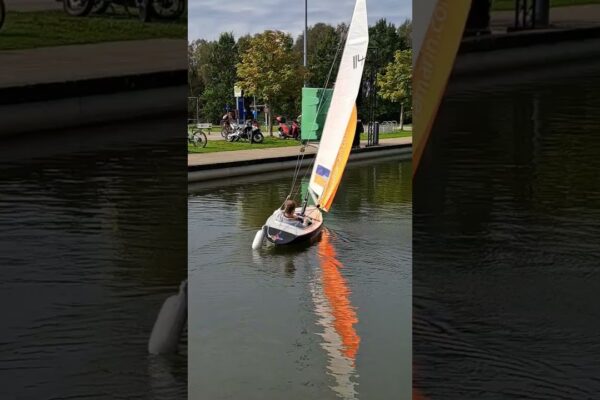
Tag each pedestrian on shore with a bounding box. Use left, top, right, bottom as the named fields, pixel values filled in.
left=353, top=119, right=363, bottom=149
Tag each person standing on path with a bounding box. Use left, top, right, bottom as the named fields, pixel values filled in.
left=353, top=119, right=364, bottom=149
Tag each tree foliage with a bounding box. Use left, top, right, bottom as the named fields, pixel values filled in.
left=294, top=23, right=344, bottom=88
left=359, top=18, right=412, bottom=121
left=237, top=30, right=305, bottom=134
left=377, top=49, right=412, bottom=123
left=188, top=19, right=413, bottom=125
left=194, top=33, right=239, bottom=123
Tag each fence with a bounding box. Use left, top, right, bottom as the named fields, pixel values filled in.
left=363, top=121, right=399, bottom=134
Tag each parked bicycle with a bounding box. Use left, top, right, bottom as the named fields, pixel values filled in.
left=188, top=123, right=210, bottom=148
left=62, top=0, right=185, bottom=22
left=220, top=111, right=239, bottom=138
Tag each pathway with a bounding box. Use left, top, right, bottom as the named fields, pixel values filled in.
left=491, top=4, right=600, bottom=32
left=188, top=137, right=412, bottom=167
left=4, top=0, right=61, bottom=11
left=0, top=39, right=186, bottom=89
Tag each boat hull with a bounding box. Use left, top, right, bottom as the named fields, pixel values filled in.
left=264, top=206, right=323, bottom=246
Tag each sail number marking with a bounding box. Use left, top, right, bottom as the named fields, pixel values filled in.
left=353, top=54, right=366, bottom=69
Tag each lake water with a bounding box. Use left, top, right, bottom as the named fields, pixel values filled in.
left=414, top=62, right=600, bottom=398
left=189, top=157, right=412, bottom=400
left=0, top=118, right=187, bottom=399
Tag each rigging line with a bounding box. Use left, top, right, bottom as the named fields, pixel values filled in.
left=288, top=25, right=349, bottom=199
left=288, top=148, right=305, bottom=199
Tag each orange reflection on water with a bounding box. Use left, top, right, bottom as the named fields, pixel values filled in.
left=317, top=231, right=360, bottom=361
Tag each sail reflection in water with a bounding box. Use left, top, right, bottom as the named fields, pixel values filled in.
left=311, top=230, right=360, bottom=399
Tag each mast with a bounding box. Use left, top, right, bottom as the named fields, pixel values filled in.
left=307, top=0, right=368, bottom=212
left=304, top=0, right=308, bottom=82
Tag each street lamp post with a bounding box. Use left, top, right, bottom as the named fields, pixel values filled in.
left=304, top=0, right=308, bottom=86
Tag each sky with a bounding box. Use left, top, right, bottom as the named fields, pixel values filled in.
left=189, top=0, right=412, bottom=41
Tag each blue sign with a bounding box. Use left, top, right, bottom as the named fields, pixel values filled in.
left=237, top=97, right=245, bottom=122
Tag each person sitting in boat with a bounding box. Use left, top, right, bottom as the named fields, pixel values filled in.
left=282, top=200, right=311, bottom=226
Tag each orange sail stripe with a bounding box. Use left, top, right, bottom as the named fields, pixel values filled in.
left=317, top=231, right=360, bottom=360
left=319, top=105, right=358, bottom=211
left=413, top=0, right=472, bottom=176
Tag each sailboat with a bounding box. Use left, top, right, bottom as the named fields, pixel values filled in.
left=252, top=0, right=369, bottom=249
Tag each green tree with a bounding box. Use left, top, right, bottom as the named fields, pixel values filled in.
left=397, top=19, right=412, bottom=49
left=237, top=34, right=253, bottom=57
left=377, top=49, right=412, bottom=129
left=199, top=32, right=239, bottom=123
left=237, top=30, right=305, bottom=135
left=188, top=41, right=203, bottom=97
left=369, top=18, right=404, bottom=67
left=294, top=23, right=342, bottom=88
left=362, top=19, right=411, bottom=122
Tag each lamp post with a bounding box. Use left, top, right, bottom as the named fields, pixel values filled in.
left=304, top=0, right=308, bottom=86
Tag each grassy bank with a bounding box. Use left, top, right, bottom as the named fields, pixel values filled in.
left=361, top=130, right=412, bottom=140
left=188, top=136, right=301, bottom=154
left=188, top=130, right=412, bottom=154
left=493, top=0, right=600, bottom=11
left=188, top=124, right=413, bottom=136
left=0, top=11, right=185, bottom=50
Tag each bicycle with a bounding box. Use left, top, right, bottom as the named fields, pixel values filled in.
left=188, top=123, right=210, bottom=148
left=221, top=121, right=237, bottom=138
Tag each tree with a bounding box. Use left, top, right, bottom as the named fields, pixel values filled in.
left=294, top=23, right=342, bottom=88
left=369, top=18, right=405, bottom=70
left=362, top=19, right=412, bottom=122
left=377, top=49, right=412, bottom=129
left=398, top=19, right=412, bottom=49
left=237, top=34, right=253, bottom=57
left=188, top=41, right=203, bottom=97
left=199, top=32, right=239, bottom=123
left=237, top=30, right=305, bottom=135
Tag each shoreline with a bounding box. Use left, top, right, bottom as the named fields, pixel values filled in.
left=188, top=137, right=412, bottom=183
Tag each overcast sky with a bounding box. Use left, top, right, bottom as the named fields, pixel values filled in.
left=189, top=0, right=411, bottom=41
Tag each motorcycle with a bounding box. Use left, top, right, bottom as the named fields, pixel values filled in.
left=276, top=116, right=300, bottom=140
left=227, top=119, right=264, bottom=144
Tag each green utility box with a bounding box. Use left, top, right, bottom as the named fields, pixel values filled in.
left=301, top=87, right=333, bottom=141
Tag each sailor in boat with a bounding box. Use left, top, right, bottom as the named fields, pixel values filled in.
left=281, top=199, right=312, bottom=227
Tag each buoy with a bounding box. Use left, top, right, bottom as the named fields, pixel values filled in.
left=148, top=280, right=187, bottom=355
left=252, top=228, right=265, bottom=250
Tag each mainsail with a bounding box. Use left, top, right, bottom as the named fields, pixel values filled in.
left=308, top=0, right=369, bottom=212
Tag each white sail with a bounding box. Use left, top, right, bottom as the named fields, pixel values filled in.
left=308, top=0, right=369, bottom=212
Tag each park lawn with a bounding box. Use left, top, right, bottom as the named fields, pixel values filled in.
left=188, top=136, right=301, bottom=154
left=189, top=130, right=412, bottom=154
left=360, top=129, right=412, bottom=140
left=493, top=0, right=600, bottom=11
left=0, top=11, right=186, bottom=50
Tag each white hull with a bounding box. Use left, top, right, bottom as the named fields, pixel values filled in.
left=263, top=206, right=323, bottom=245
